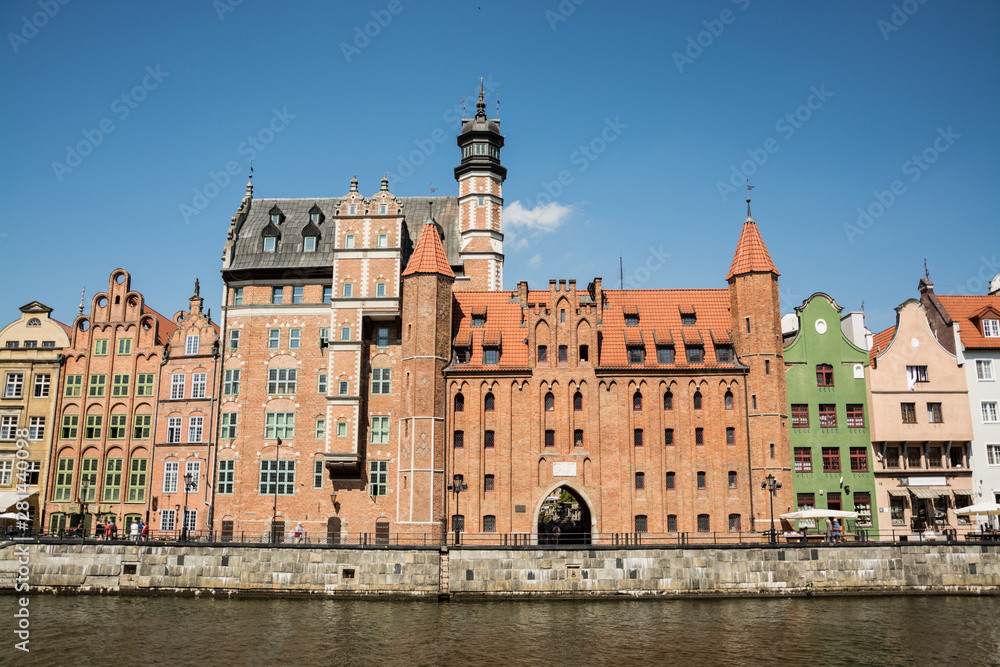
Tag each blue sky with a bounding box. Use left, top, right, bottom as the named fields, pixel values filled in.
left=1, top=0, right=997, bottom=335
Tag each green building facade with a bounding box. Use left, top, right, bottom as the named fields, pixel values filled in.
left=783, top=294, right=879, bottom=535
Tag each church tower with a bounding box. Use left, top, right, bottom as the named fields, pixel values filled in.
left=454, top=79, right=506, bottom=291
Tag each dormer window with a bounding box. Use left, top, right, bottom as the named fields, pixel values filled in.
left=681, top=312, right=696, bottom=326
left=304, top=236, right=317, bottom=252
left=657, top=346, right=674, bottom=364
left=472, top=314, right=486, bottom=328
left=454, top=347, right=470, bottom=364
left=627, top=345, right=644, bottom=364
left=687, top=346, right=704, bottom=363
left=270, top=213, right=280, bottom=224
left=716, top=346, right=733, bottom=363
left=985, top=319, right=1000, bottom=337
left=310, top=212, right=320, bottom=224
left=263, top=237, right=276, bottom=252
left=483, top=347, right=499, bottom=365
left=625, top=314, right=639, bottom=327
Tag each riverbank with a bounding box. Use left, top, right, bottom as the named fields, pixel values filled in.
left=2, top=540, right=997, bottom=599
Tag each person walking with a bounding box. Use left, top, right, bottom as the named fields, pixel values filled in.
left=832, top=518, right=842, bottom=543
left=294, top=522, right=304, bottom=544
left=108, top=517, right=118, bottom=540
left=130, top=518, right=140, bottom=542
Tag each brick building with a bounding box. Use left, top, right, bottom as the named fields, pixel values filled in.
left=215, top=86, right=792, bottom=541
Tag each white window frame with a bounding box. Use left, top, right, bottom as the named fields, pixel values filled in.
left=340, top=326, right=350, bottom=341
left=0, top=458, right=12, bottom=486
left=185, top=461, right=201, bottom=493
left=376, top=282, right=386, bottom=298
left=28, top=416, right=44, bottom=441
left=987, top=444, right=1000, bottom=467
left=377, top=233, right=388, bottom=248
left=183, top=509, right=197, bottom=532
left=304, top=236, right=317, bottom=252
left=263, top=236, right=276, bottom=252
left=167, top=417, right=182, bottom=444
left=170, top=374, right=185, bottom=399
left=191, top=372, right=207, bottom=399
left=345, top=233, right=355, bottom=248
left=33, top=374, right=50, bottom=398
left=4, top=372, right=24, bottom=398
left=185, top=334, right=200, bottom=355
left=163, top=461, right=179, bottom=493
left=977, top=360, right=994, bottom=381
left=1, top=416, right=18, bottom=440
left=984, top=401, right=999, bottom=423
left=343, top=282, right=353, bottom=298
left=188, top=416, right=204, bottom=443
left=160, top=509, right=176, bottom=531
left=984, top=319, right=1000, bottom=337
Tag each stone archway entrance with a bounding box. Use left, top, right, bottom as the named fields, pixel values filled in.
left=536, top=485, right=592, bottom=545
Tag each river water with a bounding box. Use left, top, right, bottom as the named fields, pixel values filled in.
left=9, top=595, right=1000, bottom=666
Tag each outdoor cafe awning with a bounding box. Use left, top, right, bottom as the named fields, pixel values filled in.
left=0, top=490, right=35, bottom=512
left=908, top=487, right=950, bottom=499
left=887, top=490, right=909, bottom=497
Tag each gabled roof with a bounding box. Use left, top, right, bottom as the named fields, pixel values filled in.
left=871, top=325, right=896, bottom=363
left=937, top=295, right=1000, bottom=349
left=726, top=218, right=779, bottom=280
left=402, top=223, right=455, bottom=278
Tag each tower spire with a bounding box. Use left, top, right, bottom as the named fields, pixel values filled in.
left=78, top=288, right=85, bottom=315
left=746, top=180, right=755, bottom=221
left=476, top=77, right=486, bottom=118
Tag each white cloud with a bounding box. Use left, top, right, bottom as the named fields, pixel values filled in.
left=528, top=254, right=543, bottom=268
left=503, top=200, right=573, bottom=232
left=513, top=237, right=529, bottom=251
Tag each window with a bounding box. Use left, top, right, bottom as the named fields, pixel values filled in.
left=223, top=369, right=240, bottom=396
left=167, top=417, right=182, bottom=443
left=109, top=414, right=127, bottom=439
left=890, top=495, right=905, bottom=525
left=61, top=415, right=78, bottom=439
left=665, top=471, right=675, bottom=490
left=822, top=447, right=840, bottom=472
left=634, top=515, right=648, bottom=533
left=454, top=431, right=464, bottom=448
left=33, top=374, right=50, bottom=398
left=633, top=392, right=642, bottom=411
left=483, top=348, right=499, bottom=365
left=132, top=414, right=150, bottom=439
left=657, top=346, right=674, bottom=364
left=484, top=393, right=495, bottom=411
left=724, top=391, right=733, bottom=410
left=3, top=372, right=23, bottom=398
left=765, top=359, right=770, bottom=374
left=304, top=236, right=316, bottom=252
left=375, top=282, right=386, bottom=298
left=627, top=346, right=644, bottom=364
left=717, top=347, right=733, bottom=363
left=634, top=429, right=643, bottom=447
left=665, top=428, right=674, bottom=445
left=285, top=328, right=300, bottom=349
left=854, top=492, right=872, bottom=527
left=984, top=319, right=1000, bottom=337
left=182, top=509, right=198, bottom=533
left=263, top=236, right=276, bottom=252
left=454, top=347, right=470, bottom=364
left=907, top=447, right=922, bottom=468
left=794, top=447, right=813, bottom=472
left=693, top=391, right=702, bottom=410
left=369, top=461, right=387, bottom=497
left=901, top=403, right=917, bottom=423
left=188, top=416, right=204, bottom=443
left=573, top=392, right=582, bottom=411
left=545, top=393, right=554, bottom=411
left=102, top=458, right=123, bottom=502
left=983, top=401, right=999, bottom=423
left=544, top=430, right=554, bottom=447
left=64, top=374, right=82, bottom=397
left=271, top=287, right=282, bottom=304
left=378, top=204, right=387, bottom=216
left=0, top=460, right=10, bottom=485
left=927, top=402, right=943, bottom=423
left=313, top=459, right=325, bottom=489
left=85, top=415, right=102, bottom=439
left=345, top=233, right=355, bottom=248
left=726, top=427, right=735, bottom=445
left=728, top=514, right=741, bottom=532
left=268, top=329, right=280, bottom=349
left=635, top=472, right=644, bottom=490
left=819, top=404, right=837, bottom=428
left=484, top=474, right=494, bottom=491
left=667, top=515, right=678, bottom=532
left=220, top=413, right=238, bottom=439
left=317, top=373, right=328, bottom=394
left=214, top=459, right=234, bottom=495
left=695, top=427, right=703, bottom=445
left=574, top=429, right=583, bottom=447
left=79, top=460, right=97, bottom=501
left=136, top=373, right=155, bottom=397
left=452, top=515, right=464, bottom=533
left=267, top=368, right=297, bottom=395
left=127, top=458, right=147, bottom=502
left=233, top=287, right=244, bottom=305
left=112, top=374, right=130, bottom=397
left=370, top=416, right=389, bottom=444
left=682, top=312, right=696, bottom=326
left=989, top=444, right=1000, bottom=466
left=53, top=458, right=73, bottom=501
left=844, top=404, right=864, bottom=428
left=191, top=372, right=207, bottom=399
left=579, top=345, right=589, bottom=362
left=342, top=283, right=353, bottom=298
left=482, top=515, right=497, bottom=532
left=338, top=380, right=348, bottom=395
left=315, top=418, right=325, bottom=440
left=927, top=446, right=942, bottom=467
left=337, top=422, right=347, bottom=437
left=94, top=339, right=108, bottom=356
left=260, top=460, right=296, bottom=495
left=816, top=364, right=834, bottom=386
left=558, top=345, right=568, bottom=362
left=697, top=514, right=710, bottom=532
left=484, top=430, right=495, bottom=448
left=697, top=471, right=707, bottom=490
left=663, top=391, right=673, bottom=410
left=185, top=334, right=199, bottom=355
left=472, top=314, right=486, bottom=328
left=906, top=365, right=928, bottom=388
left=850, top=447, right=868, bottom=472
left=687, top=347, right=703, bottom=364
left=477, top=196, right=485, bottom=206
left=88, top=374, right=106, bottom=397
left=265, top=412, right=295, bottom=440
left=170, top=374, right=185, bottom=399
left=27, top=416, right=44, bottom=441
left=537, top=345, right=547, bottom=362
left=797, top=493, right=816, bottom=527
left=977, top=360, right=994, bottom=381
left=4, top=342, right=15, bottom=349
left=377, top=233, right=388, bottom=248
left=377, top=327, right=390, bottom=348
left=371, top=368, right=391, bottom=394
left=323, top=287, right=333, bottom=304
left=454, top=394, right=464, bottom=412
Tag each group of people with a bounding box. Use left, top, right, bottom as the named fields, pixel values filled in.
left=93, top=517, right=148, bottom=541
left=826, top=518, right=843, bottom=543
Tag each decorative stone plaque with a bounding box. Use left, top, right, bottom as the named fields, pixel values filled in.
left=553, top=461, right=577, bottom=477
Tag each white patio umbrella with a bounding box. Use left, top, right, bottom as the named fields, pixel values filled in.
left=781, top=509, right=859, bottom=520
left=0, top=512, right=21, bottom=520
left=954, top=502, right=1000, bottom=516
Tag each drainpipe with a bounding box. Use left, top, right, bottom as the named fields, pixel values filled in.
left=39, top=352, right=64, bottom=533
left=742, top=364, right=754, bottom=530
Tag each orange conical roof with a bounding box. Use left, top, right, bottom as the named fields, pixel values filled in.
left=726, top=209, right=779, bottom=280
left=402, top=223, right=455, bottom=278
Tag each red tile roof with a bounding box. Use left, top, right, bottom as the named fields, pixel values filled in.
left=937, top=295, right=1000, bottom=349
left=402, top=223, right=455, bottom=278
left=143, top=306, right=176, bottom=345
left=726, top=219, right=779, bottom=280
left=870, top=325, right=896, bottom=363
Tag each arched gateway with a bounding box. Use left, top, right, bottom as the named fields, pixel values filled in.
left=533, top=483, right=595, bottom=545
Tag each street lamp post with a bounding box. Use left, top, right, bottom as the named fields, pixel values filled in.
left=181, top=472, right=193, bottom=541
left=79, top=478, right=89, bottom=539
left=760, top=473, right=783, bottom=545
left=447, top=474, right=467, bottom=545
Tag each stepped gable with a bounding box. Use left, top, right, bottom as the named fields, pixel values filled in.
left=937, top=295, right=1000, bottom=349
left=726, top=215, right=779, bottom=280
left=402, top=222, right=455, bottom=278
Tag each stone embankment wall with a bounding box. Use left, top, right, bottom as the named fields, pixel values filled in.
left=1, top=542, right=997, bottom=598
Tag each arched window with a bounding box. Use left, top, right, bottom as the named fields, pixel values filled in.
left=632, top=392, right=642, bottom=411
left=664, top=391, right=673, bottom=410
left=725, top=390, right=734, bottom=410
left=693, top=391, right=702, bottom=410
left=573, top=392, right=583, bottom=411
left=454, top=394, right=464, bottom=413
left=544, top=392, right=554, bottom=411
left=484, top=392, right=495, bottom=411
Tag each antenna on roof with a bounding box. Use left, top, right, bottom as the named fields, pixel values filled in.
left=619, top=256, right=624, bottom=290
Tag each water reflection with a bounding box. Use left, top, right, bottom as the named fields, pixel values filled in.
left=15, top=595, right=1000, bottom=666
